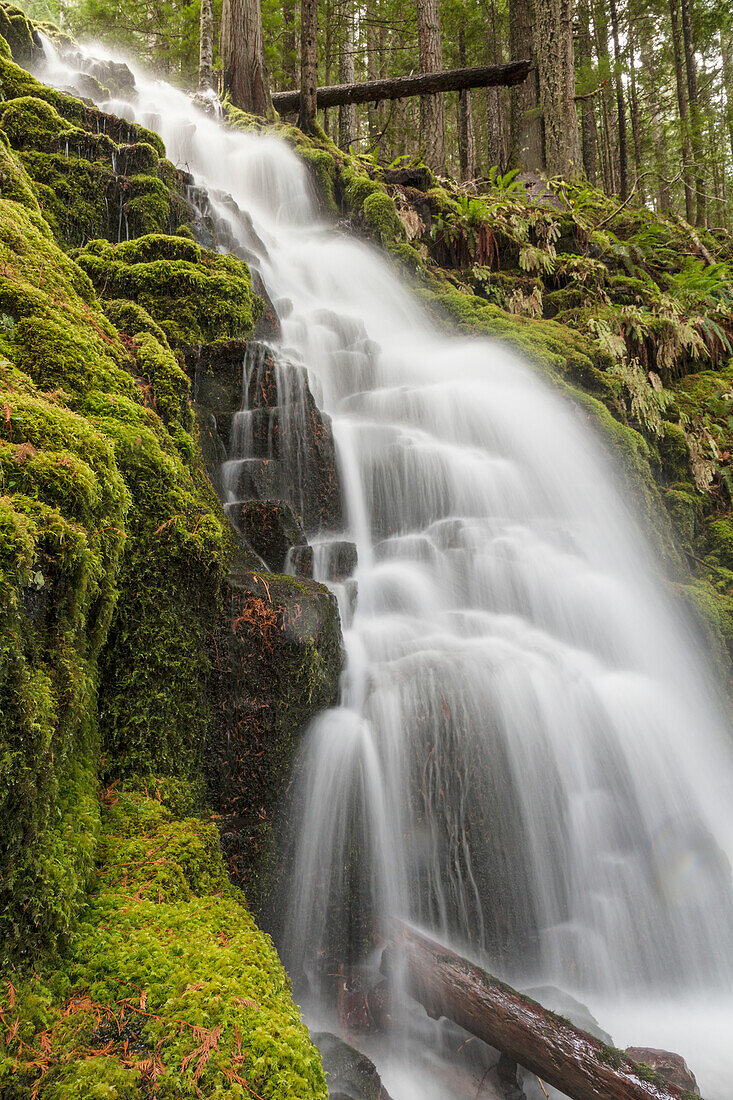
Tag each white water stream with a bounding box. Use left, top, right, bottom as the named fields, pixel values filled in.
left=38, top=40, right=733, bottom=1098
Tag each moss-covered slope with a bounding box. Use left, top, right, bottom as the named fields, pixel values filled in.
left=0, top=787, right=326, bottom=1099
left=0, top=21, right=329, bottom=1095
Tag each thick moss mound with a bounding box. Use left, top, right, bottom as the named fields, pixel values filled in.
left=0, top=787, right=327, bottom=1100
left=0, top=39, right=192, bottom=248
left=0, top=85, right=236, bottom=960
left=76, top=235, right=262, bottom=347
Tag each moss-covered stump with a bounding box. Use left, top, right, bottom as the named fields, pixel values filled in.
left=207, top=569, right=343, bottom=915
left=0, top=786, right=327, bottom=1100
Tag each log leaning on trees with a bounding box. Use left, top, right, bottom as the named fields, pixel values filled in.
left=384, top=921, right=701, bottom=1100
left=271, top=60, right=533, bottom=114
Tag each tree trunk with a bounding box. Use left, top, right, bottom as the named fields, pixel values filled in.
left=592, top=0, right=618, bottom=192
left=576, top=0, right=598, bottom=183
left=680, top=0, right=705, bottom=225
left=417, top=0, right=445, bottom=170
left=282, top=0, right=297, bottom=86
left=721, top=29, right=733, bottom=157
left=628, top=23, right=643, bottom=202
left=608, top=0, right=628, bottom=198
left=669, top=0, right=696, bottom=221
left=638, top=30, right=669, bottom=211
left=485, top=0, right=506, bottom=171
left=385, top=921, right=698, bottom=1100
left=272, top=61, right=533, bottom=112
left=534, top=0, right=580, bottom=177
left=221, top=0, right=273, bottom=116
left=199, top=0, right=214, bottom=90
left=458, top=29, right=476, bottom=181
left=508, top=0, right=543, bottom=170
left=298, top=0, right=318, bottom=131
left=338, top=0, right=356, bottom=148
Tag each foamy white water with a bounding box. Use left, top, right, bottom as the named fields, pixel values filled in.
left=37, top=38, right=733, bottom=1097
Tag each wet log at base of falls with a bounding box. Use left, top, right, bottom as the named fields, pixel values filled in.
left=271, top=61, right=533, bottom=114
left=384, top=921, right=701, bottom=1100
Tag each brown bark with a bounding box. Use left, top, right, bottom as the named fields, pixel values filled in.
left=486, top=0, right=506, bottom=170
left=628, top=23, right=643, bottom=202
left=199, top=0, right=214, bottom=90
left=298, top=0, right=318, bottom=130
left=458, top=29, right=476, bottom=181
left=338, top=0, right=356, bottom=149
left=608, top=0, right=628, bottom=198
left=592, top=0, right=618, bottom=193
left=534, top=0, right=581, bottom=177
left=271, top=61, right=533, bottom=112
left=386, top=921, right=699, bottom=1100
left=417, top=0, right=445, bottom=170
left=282, top=0, right=297, bottom=86
left=577, top=0, right=598, bottom=184
left=221, top=0, right=272, bottom=116
left=508, top=0, right=543, bottom=170
left=680, top=0, right=705, bottom=225
left=721, top=30, right=733, bottom=157
left=669, top=0, right=695, bottom=221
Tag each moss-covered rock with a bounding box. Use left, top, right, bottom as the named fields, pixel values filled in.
left=0, top=789, right=327, bottom=1100
left=76, top=235, right=262, bottom=347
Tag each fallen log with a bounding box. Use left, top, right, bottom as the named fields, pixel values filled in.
left=384, top=920, right=701, bottom=1100
left=271, top=61, right=532, bottom=114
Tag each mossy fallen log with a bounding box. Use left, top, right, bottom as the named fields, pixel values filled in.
left=385, top=920, right=701, bottom=1100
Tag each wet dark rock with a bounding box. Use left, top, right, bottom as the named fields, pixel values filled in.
left=625, top=1047, right=700, bottom=1094
left=229, top=499, right=308, bottom=572
left=225, top=457, right=284, bottom=502
left=206, top=571, right=343, bottom=914
left=312, top=1032, right=394, bottom=1100
left=288, top=544, right=314, bottom=578
left=86, top=57, right=136, bottom=98
left=194, top=406, right=226, bottom=490
left=320, top=540, right=358, bottom=582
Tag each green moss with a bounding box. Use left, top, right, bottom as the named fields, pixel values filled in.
left=295, top=144, right=337, bottom=214
left=0, top=2, right=38, bottom=64
left=361, top=189, right=405, bottom=245
left=76, top=235, right=261, bottom=347
left=0, top=790, right=327, bottom=1100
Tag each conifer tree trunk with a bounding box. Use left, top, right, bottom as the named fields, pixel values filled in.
left=199, top=0, right=214, bottom=90
left=221, top=0, right=273, bottom=116
left=508, top=0, right=543, bottom=170
left=592, top=0, right=619, bottom=192
left=680, top=0, right=705, bottom=225
left=577, top=0, right=598, bottom=183
left=721, top=29, right=733, bottom=157
left=638, top=32, right=670, bottom=210
left=417, top=0, right=445, bottom=170
left=282, top=0, right=297, bottom=86
left=628, top=24, right=643, bottom=202
left=299, top=0, right=318, bottom=130
left=534, top=0, right=580, bottom=177
left=338, top=0, right=357, bottom=148
left=458, top=28, right=476, bottom=180
left=669, top=0, right=696, bottom=221
left=608, top=0, right=628, bottom=198
left=486, top=0, right=506, bottom=170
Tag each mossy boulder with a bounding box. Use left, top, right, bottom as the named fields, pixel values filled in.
left=0, top=789, right=327, bottom=1099
left=76, top=235, right=262, bottom=347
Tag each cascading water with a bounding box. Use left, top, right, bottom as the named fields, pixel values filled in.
left=38, top=39, right=733, bottom=1098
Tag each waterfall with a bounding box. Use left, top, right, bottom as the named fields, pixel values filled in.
left=37, top=39, right=733, bottom=1099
